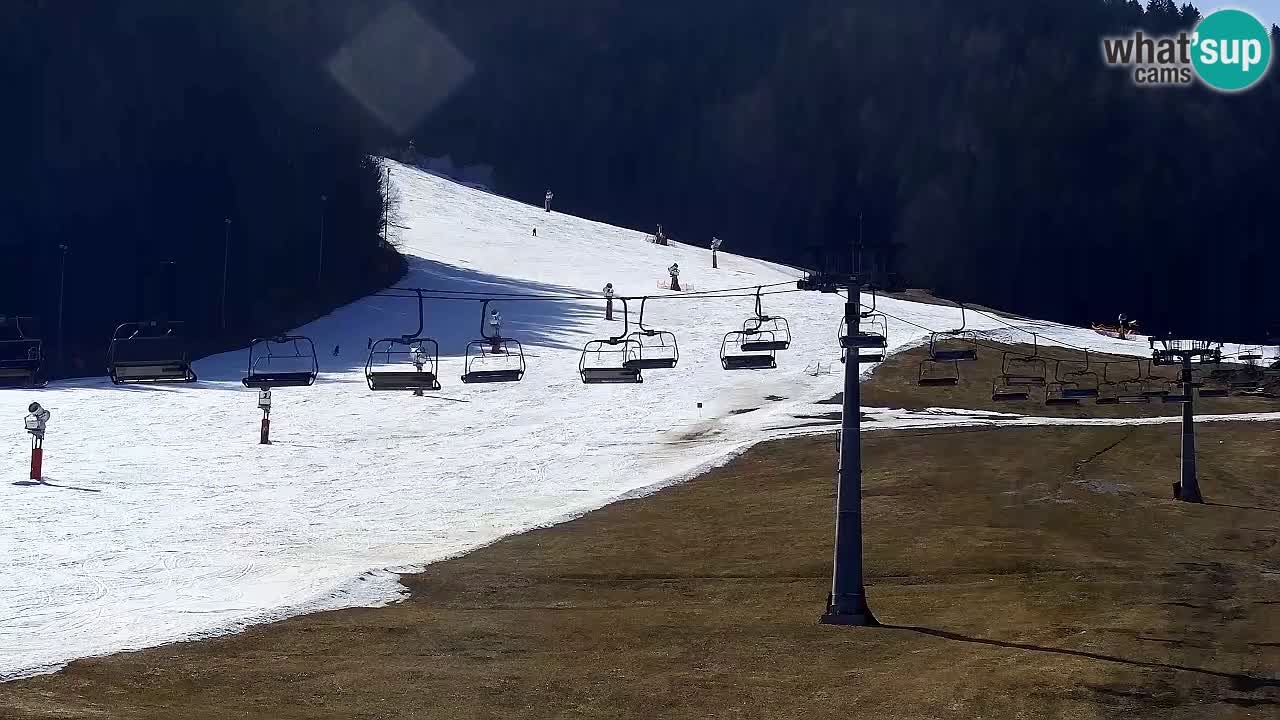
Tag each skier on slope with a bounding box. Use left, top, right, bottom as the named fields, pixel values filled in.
left=544, top=190, right=554, bottom=213
left=668, top=262, right=681, bottom=292
left=603, top=282, right=615, bottom=320
left=488, top=308, right=504, bottom=353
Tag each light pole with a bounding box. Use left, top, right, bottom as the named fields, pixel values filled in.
left=317, top=194, right=327, bottom=286
left=221, top=218, right=231, bottom=331
left=56, top=243, right=67, bottom=374
left=382, top=167, right=391, bottom=248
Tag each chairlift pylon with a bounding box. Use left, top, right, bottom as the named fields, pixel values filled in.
left=462, top=300, right=526, bottom=384
left=0, top=316, right=48, bottom=388
left=106, top=321, right=197, bottom=384
left=243, top=335, right=319, bottom=389
left=366, top=289, right=442, bottom=391
left=581, top=297, right=644, bottom=383
left=623, top=297, right=678, bottom=370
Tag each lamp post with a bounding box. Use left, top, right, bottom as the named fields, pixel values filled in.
left=56, top=243, right=67, bottom=374
left=221, top=218, right=231, bottom=331
left=317, top=194, right=328, bottom=286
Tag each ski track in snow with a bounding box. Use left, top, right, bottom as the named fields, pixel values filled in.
left=3, top=160, right=1277, bottom=679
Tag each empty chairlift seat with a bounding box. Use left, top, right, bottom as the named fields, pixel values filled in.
left=0, top=316, right=47, bottom=388
left=580, top=337, right=644, bottom=384
left=243, top=335, right=319, bottom=389
left=991, top=376, right=1031, bottom=402
left=623, top=330, right=679, bottom=369
left=721, top=330, right=777, bottom=370
left=839, top=313, right=888, bottom=364
left=107, top=321, right=197, bottom=384
left=366, top=337, right=442, bottom=391
left=740, top=316, right=791, bottom=352
left=918, top=358, right=960, bottom=387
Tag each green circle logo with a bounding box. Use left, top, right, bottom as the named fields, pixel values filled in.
left=1192, top=9, right=1273, bottom=91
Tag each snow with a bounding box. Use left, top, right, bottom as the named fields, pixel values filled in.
left=2, top=159, right=1277, bottom=680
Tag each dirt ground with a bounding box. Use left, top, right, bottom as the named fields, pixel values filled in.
left=3, top=418, right=1278, bottom=719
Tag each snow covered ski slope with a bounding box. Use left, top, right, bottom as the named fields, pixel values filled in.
left=2, top=160, right=1274, bottom=679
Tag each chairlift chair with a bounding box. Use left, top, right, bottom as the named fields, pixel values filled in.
left=106, top=321, right=197, bottom=384
left=1197, top=366, right=1231, bottom=398
left=991, top=376, right=1032, bottom=402
left=1097, top=361, right=1149, bottom=405
left=840, top=314, right=888, bottom=364
left=839, top=289, right=888, bottom=349
left=243, top=335, right=319, bottom=389
left=581, top=297, right=643, bottom=384
left=0, top=316, right=48, bottom=388
left=1228, top=366, right=1263, bottom=391
left=739, top=287, right=791, bottom=352
left=365, top=289, right=442, bottom=391
left=623, top=297, right=678, bottom=370
left=1059, top=352, right=1100, bottom=399
left=919, top=358, right=960, bottom=387
left=927, top=302, right=978, bottom=362
left=1095, top=362, right=1122, bottom=405
left=1044, top=360, right=1082, bottom=406
left=1139, top=360, right=1172, bottom=398
left=462, top=301, right=526, bottom=383
left=721, top=330, right=777, bottom=370
left=1000, top=333, right=1047, bottom=386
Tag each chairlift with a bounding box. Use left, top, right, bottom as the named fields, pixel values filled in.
left=243, top=335, right=319, bottom=389
left=1139, top=360, right=1172, bottom=399
left=991, top=376, right=1032, bottom=402
left=1059, top=352, right=1100, bottom=399
left=1044, top=360, right=1082, bottom=406
left=0, top=316, right=48, bottom=388
left=1095, top=362, right=1122, bottom=405
left=839, top=289, right=888, bottom=349
left=1000, top=333, right=1047, bottom=385
left=1097, top=361, right=1149, bottom=405
left=1228, top=365, right=1263, bottom=391
left=927, top=302, right=978, bottom=362
left=1239, top=346, right=1264, bottom=363
left=739, top=287, right=791, bottom=352
left=721, top=330, right=776, bottom=370
left=919, top=358, right=960, bottom=387
left=365, top=289, right=442, bottom=391
left=581, top=297, right=643, bottom=383
left=623, top=297, right=678, bottom=370
left=107, top=321, right=197, bottom=384
left=462, top=300, right=526, bottom=383
left=1197, top=359, right=1231, bottom=398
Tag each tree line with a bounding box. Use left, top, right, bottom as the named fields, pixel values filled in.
left=0, top=1, right=401, bottom=378
left=405, top=0, right=1279, bottom=343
